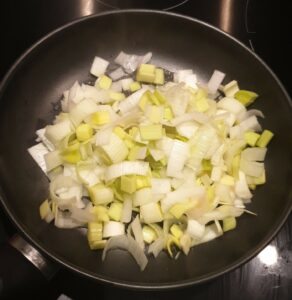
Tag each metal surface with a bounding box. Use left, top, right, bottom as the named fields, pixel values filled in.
left=10, top=235, right=57, bottom=280
left=0, top=1, right=292, bottom=299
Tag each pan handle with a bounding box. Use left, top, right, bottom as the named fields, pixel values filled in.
left=0, top=234, right=58, bottom=299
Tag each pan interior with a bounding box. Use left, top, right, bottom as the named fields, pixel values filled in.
left=0, top=11, right=291, bottom=288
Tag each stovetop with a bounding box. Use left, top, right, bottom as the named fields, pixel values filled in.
left=1, top=1, right=292, bottom=299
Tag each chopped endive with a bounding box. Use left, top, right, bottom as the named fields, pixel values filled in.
left=108, top=202, right=123, bottom=221
left=136, top=63, right=156, bottom=83
left=98, top=75, right=112, bottom=90
left=139, top=124, right=163, bottom=141
left=256, top=130, right=274, bottom=147
left=154, top=68, right=165, bottom=85
left=88, top=183, right=114, bottom=205
left=142, top=226, right=157, bottom=244
left=235, top=90, right=258, bottom=106
left=222, top=217, right=236, bottom=232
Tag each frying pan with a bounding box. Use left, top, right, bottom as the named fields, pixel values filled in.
left=0, top=9, right=292, bottom=295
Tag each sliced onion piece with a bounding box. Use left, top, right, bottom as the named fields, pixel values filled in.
left=103, top=221, right=125, bottom=238
left=28, top=143, right=49, bottom=174
left=166, top=140, right=189, bottom=177
left=50, top=175, right=83, bottom=209
left=148, top=236, right=166, bottom=258
left=102, top=235, right=148, bottom=271
left=207, top=70, right=226, bottom=94
left=121, top=197, right=132, bottom=223
left=109, top=67, right=126, bottom=80
left=131, top=216, right=145, bottom=250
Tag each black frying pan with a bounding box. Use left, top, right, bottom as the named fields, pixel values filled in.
left=0, top=10, right=292, bottom=294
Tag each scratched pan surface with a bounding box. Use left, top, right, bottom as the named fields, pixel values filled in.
left=0, top=10, right=291, bottom=289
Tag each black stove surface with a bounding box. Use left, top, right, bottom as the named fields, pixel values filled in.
left=1, top=1, right=292, bottom=299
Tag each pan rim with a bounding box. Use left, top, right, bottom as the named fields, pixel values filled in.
left=0, top=9, right=291, bottom=290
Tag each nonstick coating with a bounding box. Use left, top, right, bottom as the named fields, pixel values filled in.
left=0, top=10, right=291, bottom=289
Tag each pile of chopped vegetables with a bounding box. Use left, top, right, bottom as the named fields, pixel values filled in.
left=28, top=51, right=274, bottom=271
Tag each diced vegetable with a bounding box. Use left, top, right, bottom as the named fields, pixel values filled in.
left=256, top=130, right=274, bottom=147
left=136, top=64, right=156, bottom=83
left=32, top=52, right=273, bottom=271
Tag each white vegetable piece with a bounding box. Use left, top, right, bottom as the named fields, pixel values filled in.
left=36, top=128, right=55, bottom=151
left=235, top=171, right=253, bottom=199
left=102, top=235, right=148, bottom=271
left=173, top=69, right=193, bottom=83
left=118, top=87, right=148, bottom=114
left=140, top=202, right=163, bottom=224
left=103, top=221, right=125, bottom=238
left=166, top=140, right=189, bottom=177
left=207, top=70, right=226, bottom=94
left=44, top=150, right=62, bottom=172
left=131, top=216, right=145, bottom=250
left=45, top=120, right=73, bottom=146
left=109, top=67, right=126, bottom=80
left=151, top=178, right=171, bottom=194
left=187, top=219, right=205, bottom=239
left=90, top=56, right=109, bottom=77
left=69, top=98, right=99, bottom=126
left=28, top=143, right=49, bottom=173
left=133, top=188, right=153, bottom=206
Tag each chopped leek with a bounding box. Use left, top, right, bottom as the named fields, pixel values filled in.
left=235, top=90, right=258, bottom=106
left=136, top=64, right=156, bottom=83
left=76, top=123, right=93, bottom=142
left=88, top=184, right=114, bottom=205
left=91, top=111, right=110, bottom=125
left=139, top=124, right=163, bottom=141
left=33, top=52, right=273, bottom=271
left=256, top=130, right=274, bottom=148
left=142, top=226, right=157, bottom=244
left=130, top=81, right=141, bottom=92
left=98, top=75, right=112, bottom=90
left=223, top=217, right=236, bottom=232
left=108, top=202, right=123, bottom=221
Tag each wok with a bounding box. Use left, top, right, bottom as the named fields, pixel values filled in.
left=0, top=10, right=291, bottom=293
